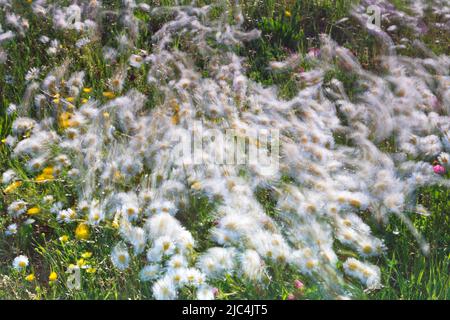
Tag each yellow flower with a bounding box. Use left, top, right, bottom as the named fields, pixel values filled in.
left=113, top=170, right=122, bottom=180
left=75, top=223, right=90, bottom=240
left=86, top=267, right=97, bottom=274
left=81, top=98, right=89, bottom=104
left=35, top=174, right=53, bottom=182
left=191, top=181, right=202, bottom=190
left=285, top=10, right=291, bottom=17
left=103, top=91, right=115, bottom=99
left=66, top=97, right=75, bottom=102
left=59, top=111, right=70, bottom=124
left=171, top=114, right=180, bottom=125
left=77, top=258, right=86, bottom=267
left=59, top=235, right=69, bottom=243
left=4, top=181, right=22, bottom=193
left=49, top=272, right=58, bottom=282
left=83, top=87, right=93, bottom=93
left=81, top=252, right=93, bottom=259
left=27, top=207, right=41, bottom=216
left=42, top=166, right=54, bottom=176
left=25, top=274, right=35, bottom=282
left=59, top=112, right=78, bottom=129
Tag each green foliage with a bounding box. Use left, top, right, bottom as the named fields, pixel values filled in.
left=0, top=0, right=449, bottom=300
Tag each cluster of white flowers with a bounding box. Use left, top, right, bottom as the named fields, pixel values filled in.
left=343, top=258, right=381, bottom=290
left=1, top=0, right=449, bottom=298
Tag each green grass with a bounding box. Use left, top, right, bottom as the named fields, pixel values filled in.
left=0, top=0, right=449, bottom=300
left=354, top=186, right=450, bottom=299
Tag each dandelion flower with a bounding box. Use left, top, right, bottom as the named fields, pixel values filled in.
left=49, top=272, right=58, bottom=282
left=59, top=235, right=69, bottom=243
left=75, top=223, right=90, bottom=240
left=81, top=252, right=93, bottom=259
left=77, top=258, right=86, bottom=268
left=103, top=91, right=115, bottom=99
left=27, top=207, right=40, bottom=216
left=25, top=274, right=35, bottom=282
left=4, top=181, right=22, bottom=193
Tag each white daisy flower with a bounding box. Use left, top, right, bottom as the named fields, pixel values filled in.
left=1, top=169, right=16, bottom=185
left=57, top=208, right=76, bottom=223
left=5, top=223, right=18, bottom=236
left=111, top=243, right=130, bottom=271
left=13, top=255, right=29, bottom=270
left=196, top=285, right=215, bottom=300
left=25, top=67, right=40, bottom=82
left=139, top=265, right=160, bottom=282
left=7, top=200, right=28, bottom=218
left=166, top=254, right=188, bottom=270
left=129, top=54, right=144, bottom=68
left=152, top=276, right=177, bottom=300
left=240, top=249, right=265, bottom=281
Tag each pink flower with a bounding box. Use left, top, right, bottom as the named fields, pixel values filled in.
left=294, top=279, right=304, bottom=290
left=307, top=48, right=320, bottom=58
left=287, top=293, right=295, bottom=300
left=212, top=287, right=219, bottom=297
left=431, top=96, right=440, bottom=110
left=433, top=164, right=446, bottom=175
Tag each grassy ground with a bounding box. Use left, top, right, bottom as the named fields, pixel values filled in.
left=0, top=0, right=449, bottom=299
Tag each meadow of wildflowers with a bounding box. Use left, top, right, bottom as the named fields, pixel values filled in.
left=0, top=0, right=449, bottom=300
